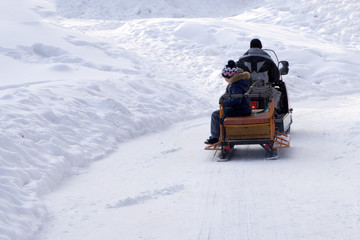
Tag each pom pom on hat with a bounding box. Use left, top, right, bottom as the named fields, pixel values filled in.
left=227, top=60, right=236, bottom=68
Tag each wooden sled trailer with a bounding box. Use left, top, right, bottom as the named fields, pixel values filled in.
left=205, top=86, right=291, bottom=160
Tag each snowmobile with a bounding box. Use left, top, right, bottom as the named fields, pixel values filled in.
left=205, top=49, right=292, bottom=160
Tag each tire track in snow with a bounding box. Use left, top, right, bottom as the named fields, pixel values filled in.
left=266, top=161, right=289, bottom=240
left=198, top=151, right=255, bottom=240
left=230, top=147, right=291, bottom=240
left=197, top=157, right=221, bottom=240
left=236, top=153, right=251, bottom=240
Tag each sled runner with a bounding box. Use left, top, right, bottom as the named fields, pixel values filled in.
left=205, top=49, right=292, bottom=160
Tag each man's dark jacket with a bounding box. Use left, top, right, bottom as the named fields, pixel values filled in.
left=236, top=48, right=280, bottom=83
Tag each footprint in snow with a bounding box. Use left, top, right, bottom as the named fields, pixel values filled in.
left=106, top=185, right=184, bottom=208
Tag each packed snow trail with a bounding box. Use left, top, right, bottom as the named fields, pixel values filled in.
left=36, top=95, right=360, bottom=240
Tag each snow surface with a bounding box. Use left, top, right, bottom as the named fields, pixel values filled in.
left=1, top=0, right=360, bottom=239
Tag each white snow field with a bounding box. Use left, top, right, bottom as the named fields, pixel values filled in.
left=1, top=0, right=360, bottom=239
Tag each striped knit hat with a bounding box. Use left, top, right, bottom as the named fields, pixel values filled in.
left=222, top=60, right=238, bottom=79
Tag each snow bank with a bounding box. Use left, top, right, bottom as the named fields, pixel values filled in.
left=54, top=0, right=257, bottom=20
left=0, top=75, right=208, bottom=240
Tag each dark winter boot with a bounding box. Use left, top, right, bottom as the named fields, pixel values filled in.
left=204, top=137, right=219, bottom=145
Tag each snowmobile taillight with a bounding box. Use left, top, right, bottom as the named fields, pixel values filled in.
left=251, top=101, right=259, bottom=109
